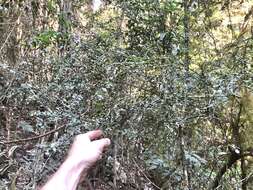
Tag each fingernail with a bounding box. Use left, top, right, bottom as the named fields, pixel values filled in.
left=106, top=138, right=111, bottom=145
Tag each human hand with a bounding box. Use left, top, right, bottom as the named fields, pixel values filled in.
left=67, top=130, right=111, bottom=170
left=40, top=130, right=111, bottom=190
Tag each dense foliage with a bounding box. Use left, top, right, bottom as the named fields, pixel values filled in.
left=0, top=0, right=253, bottom=189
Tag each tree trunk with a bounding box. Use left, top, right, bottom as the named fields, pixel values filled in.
left=181, top=0, right=191, bottom=189
left=57, top=0, right=72, bottom=56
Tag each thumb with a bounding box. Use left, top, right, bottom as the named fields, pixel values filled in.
left=93, top=138, right=111, bottom=152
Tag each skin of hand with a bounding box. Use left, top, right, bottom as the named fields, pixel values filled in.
left=40, top=130, right=111, bottom=190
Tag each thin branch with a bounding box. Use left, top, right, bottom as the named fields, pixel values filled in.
left=0, top=14, right=21, bottom=55
left=133, top=159, right=161, bottom=190
left=1, top=125, right=66, bottom=145
left=209, top=150, right=253, bottom=190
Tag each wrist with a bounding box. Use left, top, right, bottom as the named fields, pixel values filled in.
left=40, top=158, right=85, bottom=190
left=63, top=157, right=87, bottom=175
left=64, top=156, right=89, bottom=176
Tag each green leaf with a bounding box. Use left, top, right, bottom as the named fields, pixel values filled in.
left=18, top=121, right=34, bottom=133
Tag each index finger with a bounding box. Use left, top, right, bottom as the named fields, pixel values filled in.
left=85, top=130, right=103, bottom=140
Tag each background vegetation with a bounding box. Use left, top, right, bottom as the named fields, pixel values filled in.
left=0, top=0, right=253, bottom=189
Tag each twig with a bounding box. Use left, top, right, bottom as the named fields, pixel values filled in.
left=0, top=14, right=21, bottom=55
left=1, top=125, right=66, bottom=145
left=113, top=137, right=118, bottom=189
left=5, top=108, right=11, bottom=150
left=133, top=159, right=161, bottom=190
